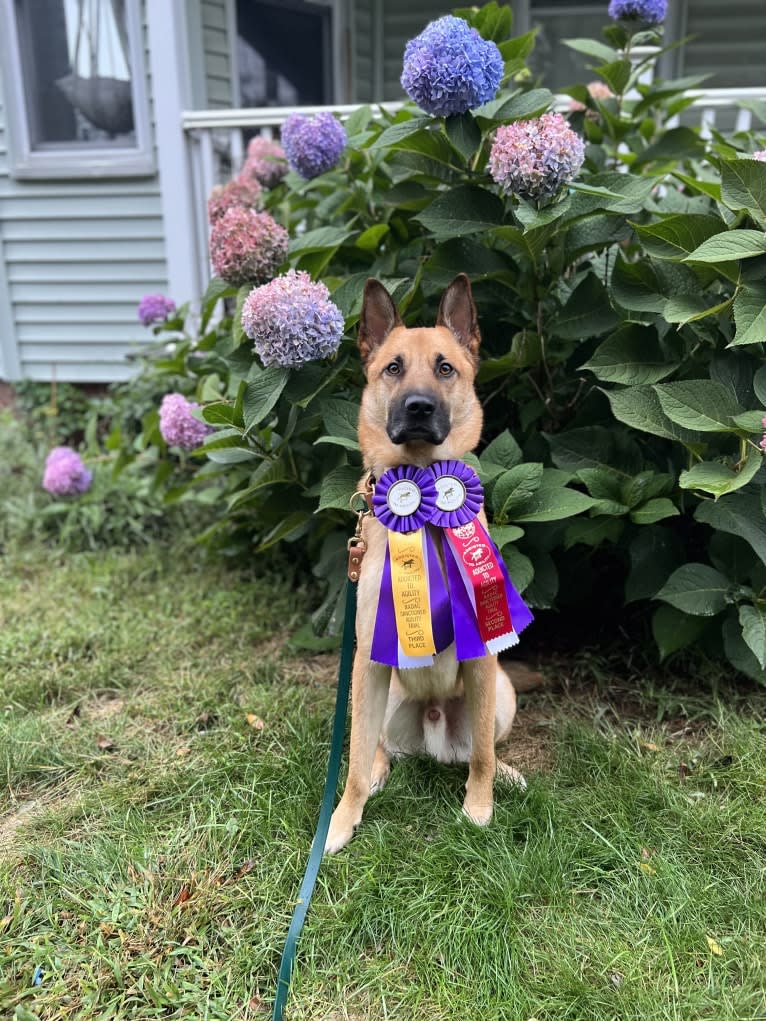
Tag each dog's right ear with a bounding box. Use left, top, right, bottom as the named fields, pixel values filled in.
left=358, top=278, right=402, bottom=366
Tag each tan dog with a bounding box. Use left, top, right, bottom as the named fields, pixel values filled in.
left=325, top=274, right=525, bottom=854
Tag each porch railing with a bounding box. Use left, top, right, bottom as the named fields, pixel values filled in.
left=182, top=88, right=766, bottom=291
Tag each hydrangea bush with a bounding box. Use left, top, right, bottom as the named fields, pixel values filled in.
left=117, top=2, right=766, bottom=680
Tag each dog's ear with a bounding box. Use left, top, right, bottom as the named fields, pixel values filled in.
left=358, top=278, right=402, bottom=365
left=436, top=274, right=480, bottom=361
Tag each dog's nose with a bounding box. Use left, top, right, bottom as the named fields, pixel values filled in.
left=404, top=393, right=435, bottom=418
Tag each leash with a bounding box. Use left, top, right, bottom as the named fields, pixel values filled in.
left=271, top=482, right=371, bottom=1021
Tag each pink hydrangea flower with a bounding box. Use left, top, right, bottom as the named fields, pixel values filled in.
left=209, top=207, right=289, bottom=287
left=241, top=137, right=288, bottom=188
left=207, top=177, right=262, bottom=225
left=761, top=416, right=766, bottom=451
left=241, top=269, right=344, bottom=368
left=488, top=112, right=585, bottom=203
left=42, top=447, right=93, bottom=496
left=570, top=81, right=614, bottom=112
left=159, top=393, right=213, bottom=450
left=752, top=151, right=766, bottom=162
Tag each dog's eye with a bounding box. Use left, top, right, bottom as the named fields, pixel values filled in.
left=438, top=362, right=455, bottom=377
left=386, top=362, right=401, bottom=376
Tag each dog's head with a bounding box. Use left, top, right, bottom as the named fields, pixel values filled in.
left=357, top=274, right=483, bottom=471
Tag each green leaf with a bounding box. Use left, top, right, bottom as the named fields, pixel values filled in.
left=739, top=604, right=766, bottom=669
left=475, top=88, right=553, bottom=123
left=289, top=226, right=355, bottom=256
left=355, top=224, right=389, bottom=252
left=243, top=366, right=290, bottom=432
left=371, top=116, right=433, bottom=149
left=723, top=614, right=766, bottom=685
left=554, top=274, right=619, bottom=339
left=731, top=283, right=766, bottom=346
left=663, top=293, right=735, bottom=327
left=547, top=427, right=624, bottom=474
left=201, top=402, right=236, bottom=426
left=502, top=546, right=534, bottom=594
left=258, top=510, right=312, bottom=551
left=565, top=173, right=656, bottom=217
left=314, top=435, right=360, bottom=452
left=318, top=465, right=361, bottom=512
left=415, top=185, right=505, bottom=239
left=595, top=59, right=631, bottom=95
left=606, top=386, right=703, bottom=444
left=755, top=365, right=766, bottom=405
left=319, top=398, right=359, bottom=441
left=696, top=493, right=766, bottom=567
left=492, top=463, right=544, bottom=521
left=630, top=497, right=679, bottom=525
left=610, top=255, right=698, bottom=314
left=621, top=470, right=673, bottom=508
left=720, top=158, right=766, bottom=227
left=482, top=430, right=523, bottom=470
left=563, top=37, right=619, bottom=63
left=656, top=563, right=730, bottom=616
left=509, top=483, right=596, bottom=523
left=488, top=524, right=525, bottom=549
left=232, top=283, right=251, bottom=346
left=684, top=230, right=766, bottom=264
left=632, top=127, right=706, bottom=168
left=679, top=447, right=761, bottom=498
left=580, top=324, right=679, bottom=385
left=652, top=605, right=706, bottom=661
left=564, top=515, right=624, bottom=549
left=653, top=380, right=743, bottom=433
left=631, top=214, right=725, bottom=261
left=731, top=410, right=766, bottom=433
left=227, top=460, right=290, bottom=509
left=445, top=112, right=482, bottom=161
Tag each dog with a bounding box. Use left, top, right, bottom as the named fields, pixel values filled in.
left=325, top=273, right=525, bottom=854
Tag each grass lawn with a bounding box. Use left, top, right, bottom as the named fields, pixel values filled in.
left=1, top=547, right=765, bottom=1021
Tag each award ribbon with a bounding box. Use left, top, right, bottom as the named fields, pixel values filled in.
left=370, top=460, right=532, bottom=669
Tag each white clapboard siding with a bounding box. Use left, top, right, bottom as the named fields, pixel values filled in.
left=0, top=1, right=170, bottom=382
left=202, top=0, right=233, bottom=108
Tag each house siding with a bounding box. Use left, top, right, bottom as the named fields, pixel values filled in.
left=202, top=0, right=234, bottom=108
left=681, top=0, right=766, bottom=89
left=0, top=1, right=168, bottom=382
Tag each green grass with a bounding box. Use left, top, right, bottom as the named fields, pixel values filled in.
left=1, top=548, right=765, bottom=1021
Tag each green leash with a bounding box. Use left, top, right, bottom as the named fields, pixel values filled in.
left=271, top=579, right=357, bottom=1021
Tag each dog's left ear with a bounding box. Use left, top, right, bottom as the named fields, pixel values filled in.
left=436, top=274, right=480, bottom=361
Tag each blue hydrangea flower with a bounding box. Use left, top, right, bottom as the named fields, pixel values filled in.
left=400, top=15, right=503, bottom=117
left=281, top=113, right=347, bottom=179
left=241, top=269, right=345, bottom=368
left=608, top=0, right=667, bottom=24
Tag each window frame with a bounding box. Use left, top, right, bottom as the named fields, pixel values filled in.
left=0, top=0, right=154, bottom=179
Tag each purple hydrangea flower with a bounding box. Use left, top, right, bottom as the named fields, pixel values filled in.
left=281, top=113, right=347, bottom=180
left=209, top=207, right=289, bottom=287
left=207, top=177, right=262, bottom=225
left=753, top=151, right=766, bottom=162
left=400, top=15, right=503, bottom=117
left=138, top=294, right=176, bottom=327
left=488, top=112, right=585, bottom=203
left=608, top=0, right=667, bottom=24
left=42, top=447, right=93, bottom=497
left=241, top=269, right=345, bottom=368
left=241, top=137, right=289, bottom=188
left=159, top=393, right=213, bottom=450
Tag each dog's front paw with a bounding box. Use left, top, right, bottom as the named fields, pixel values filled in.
left=324, top=806, right=358, bottom=854
left=496, top=760, right=527, bottom=790
left=461, top=795, right=493, bottom=827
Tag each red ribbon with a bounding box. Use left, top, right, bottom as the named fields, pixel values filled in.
left=443, top=519, right=514, bottom=645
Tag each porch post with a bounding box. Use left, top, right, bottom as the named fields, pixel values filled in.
left=146, top=0, right=203, bottom=303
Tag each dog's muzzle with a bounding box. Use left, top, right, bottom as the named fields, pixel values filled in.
left=387, top=391, right=450, bottom=445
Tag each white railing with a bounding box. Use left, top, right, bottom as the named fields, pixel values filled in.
left=182, top=88, right=766, bottom=289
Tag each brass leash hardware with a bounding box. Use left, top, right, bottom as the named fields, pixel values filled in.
left=347, top=475, right=374, bottom=582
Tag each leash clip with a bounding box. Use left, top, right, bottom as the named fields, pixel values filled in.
left=347, top=473, right=374, bottom=582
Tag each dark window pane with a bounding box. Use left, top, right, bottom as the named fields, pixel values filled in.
left=14, top=0, right=135, bottom=148
left=236, top=0, right=331, bottom=107
left=529, top=4, right=609, bottom=90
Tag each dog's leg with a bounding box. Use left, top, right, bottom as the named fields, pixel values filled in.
left=461, top=656, right=497, bottom=826
left=325, top=652, right=390, bottom=853
left=370, top=743, right=391, bottom=794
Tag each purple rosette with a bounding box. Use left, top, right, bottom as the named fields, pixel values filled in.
left=372, top=465, right=437, bottom=534
left=426, top=460, right=483, bottom=528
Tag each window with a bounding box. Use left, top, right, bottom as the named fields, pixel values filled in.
left=0, top=0, right=153, bottom=177
left=236, top=0, right=333, bottom=107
